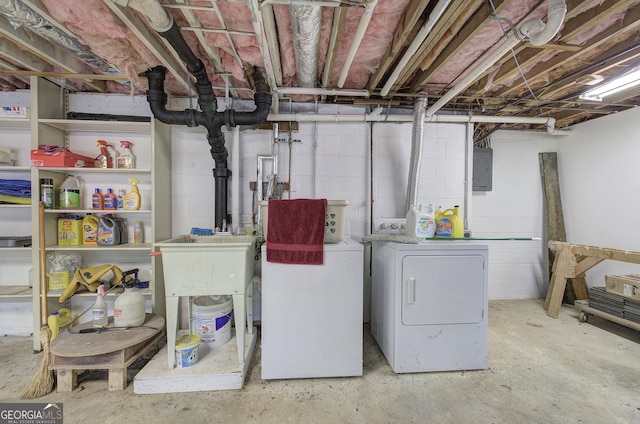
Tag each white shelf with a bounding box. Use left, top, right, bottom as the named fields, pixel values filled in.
left=38, top=119, right=151, bottom=133
left=36, top=167, right=151, bottom=174
left=46, top=243, right=152, bottom=251
left=0, top=166, right=30, bottom=172
left=0, top=285, right=32, bottom=298
left=0, top=118, right=30, bottom=130
left=44, top=209, right=151, bottom=214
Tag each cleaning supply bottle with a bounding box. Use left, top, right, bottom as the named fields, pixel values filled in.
left=134, top=221, right=143, bottom=244
left=95, top=140, right=114, bottom=168
left=124, top=178, right=141, bottom=210
left=97, top=215, right=120, bottom=246
left=91, top=188, right=104, bottom=210
left=117, top=188, right=126, bottom=210
left=59, top=175, right=81, bottom=209
left=82, top=214, right=99, bottom=245
left=116, top=140, right=135, bottom=169
left=435, top=205, right=464, bottom=238
left=114, top=270, right=146, bottom=327
left=92, top=285, right=108, bottom=328
left=405, top=204, right=436, bottom=239
left=48, top=308, right=72, bottom=341
left=103, top=188, right=117, bottom=210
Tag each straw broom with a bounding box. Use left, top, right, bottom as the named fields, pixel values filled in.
left=22, top=202, right=55, bottom=399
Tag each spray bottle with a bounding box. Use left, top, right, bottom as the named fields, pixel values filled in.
left=92, top=285, right=108, bottom=328
left=117, top=141, right=135, bottom=169
left=124, top=178, right=141, bottom=210
left=95, top=140, right=114, bottom=168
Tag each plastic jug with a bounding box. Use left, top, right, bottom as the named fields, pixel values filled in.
left=59, top=175, right=81, bottom=209
left=97, top=216, right=120, bottom=246
left=405, top=204, right=436, bottom=239
left=48, top=308, right=72, bottom=341
left=435, top=205, right=464, bottom=238
left=114, top=287, right=146, bottom=327
left=82, top=214, right=99, bottom=245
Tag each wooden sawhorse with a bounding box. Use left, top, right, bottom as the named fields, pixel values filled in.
left=545, top=241, right=640, bottom=318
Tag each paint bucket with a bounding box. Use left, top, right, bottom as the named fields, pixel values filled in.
left=191, top=295, right=233, bottom=348
left=175, top=334, right=200, bottom=368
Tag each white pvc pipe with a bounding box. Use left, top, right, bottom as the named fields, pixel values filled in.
left=520, top=0, right=567, bottom=46
left=426, top=1, right=567, bottom=117
left=426, top=34, right=520, bottom=116
left=278, top=87, right=370, bottom=97
left=268, top=111, right=569, bottom=134
left=231, top=126, right=240, bottom=231
left=337, top=0, right=378, bottom=88
left=380, top=0, right=451, bottom=97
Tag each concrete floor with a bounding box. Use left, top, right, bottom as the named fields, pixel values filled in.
left=1, top=299, right=639, bottom=424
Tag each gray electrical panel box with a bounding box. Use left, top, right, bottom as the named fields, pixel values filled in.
left=473, top=147, right=493, bottom=191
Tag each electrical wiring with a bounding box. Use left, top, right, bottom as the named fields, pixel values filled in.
left=486, top=0, right=542, bottom=114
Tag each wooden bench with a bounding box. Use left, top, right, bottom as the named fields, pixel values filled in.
left=545, top=241, right=640, bottom=318
left=49, top=314, right=165, bottom=391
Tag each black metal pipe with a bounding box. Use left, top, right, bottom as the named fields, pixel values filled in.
left=143, top=28, right=272, bottom=229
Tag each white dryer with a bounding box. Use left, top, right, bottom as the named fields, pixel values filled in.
left=371, top=241, right=488, bottom=373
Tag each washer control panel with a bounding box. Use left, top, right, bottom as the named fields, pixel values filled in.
left=374, top=218, right=406, bottom=235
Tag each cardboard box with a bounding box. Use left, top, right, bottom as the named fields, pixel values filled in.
left=58, top=216, right=83, bottom=245
left=0, top=106, right=30, bottom=118
left=31, top=149, right=94, bottom=168
left=605, top=274, right=640, bottom=301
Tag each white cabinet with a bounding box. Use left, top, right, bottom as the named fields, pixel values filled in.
left=27, top=77, right=171, bottom=349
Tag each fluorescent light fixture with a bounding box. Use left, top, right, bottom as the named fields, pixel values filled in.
left=579, top=68, right=640, bottom=101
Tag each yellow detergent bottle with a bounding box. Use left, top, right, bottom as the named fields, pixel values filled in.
left=435, top=205, right=464, bottom=238
left=124, top=178, right=141, bottom=210
left=48, top=308, right=73, bottom=341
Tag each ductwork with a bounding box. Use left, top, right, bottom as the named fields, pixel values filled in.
left=289, top=4, right=322, bottom=88
left=406, top=97, right=427, bottom=213
left=0, top=0, right=118, bottom=74
left=111, top=0, right=172, bottom=31
left=119, top=0, right=272, bottom=228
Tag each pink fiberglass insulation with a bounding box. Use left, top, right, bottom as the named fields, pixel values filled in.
left=273, top=5, right=297, bottom=86
left=485, top=3, right=635, bottom=96
left=427, top=0, right=547, bottom=90
left=329, top=0, right=410, bottom=89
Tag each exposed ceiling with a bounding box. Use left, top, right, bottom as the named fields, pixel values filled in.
left=0, top=0, right=639, bottom=142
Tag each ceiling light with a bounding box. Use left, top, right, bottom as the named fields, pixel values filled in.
left=579, top=68, right=640, bottom=101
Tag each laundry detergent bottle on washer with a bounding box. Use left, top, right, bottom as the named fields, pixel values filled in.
left=435, top=205, right=464, bottom=238
left=405, top=204, right=436, bottom=239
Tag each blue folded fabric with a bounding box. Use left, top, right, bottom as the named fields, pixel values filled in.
left=0, top=179, right=31, bottom=198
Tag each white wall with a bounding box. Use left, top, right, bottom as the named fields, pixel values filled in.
left=472, top=131, right=559, bottom=298
left=557, top=107, right=640, bottom=285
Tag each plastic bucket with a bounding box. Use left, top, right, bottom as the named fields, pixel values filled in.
left=192, top=295, right=233, bottom=347
left=175, top=334, right=200, bottom=368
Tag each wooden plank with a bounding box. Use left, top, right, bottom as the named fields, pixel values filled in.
left=109, top=368, right=127, bottom=391
left=55, top=369, right=77, bottom=393
left=540, top=152, right=575, bottom=304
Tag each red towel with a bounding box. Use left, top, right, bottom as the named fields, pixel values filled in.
left=266, top=198, right=327, bottom=265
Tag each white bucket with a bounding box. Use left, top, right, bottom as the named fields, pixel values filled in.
left=191, top=295, right=233, bottom=347
left=175, top=334, right=200, bottom=368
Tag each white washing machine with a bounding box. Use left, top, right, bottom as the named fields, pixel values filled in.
left=371, top=240, right=488, bottom=373
left=261, top=238, right=364, bottom=379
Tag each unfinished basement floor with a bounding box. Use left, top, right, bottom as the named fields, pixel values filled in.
left=1, top=299, right=639, bottom=424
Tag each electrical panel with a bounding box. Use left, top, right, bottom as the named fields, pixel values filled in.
left=473, top=147, right=493, bottom=191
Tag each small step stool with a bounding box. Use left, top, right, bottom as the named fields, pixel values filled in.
left=49, top=314, right=165, bottom=392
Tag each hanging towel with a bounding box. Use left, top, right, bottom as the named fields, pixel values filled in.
left=266, top=198, right=327, bottom=265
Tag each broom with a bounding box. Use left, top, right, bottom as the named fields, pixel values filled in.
left=22, top=202, right=55, bottom=399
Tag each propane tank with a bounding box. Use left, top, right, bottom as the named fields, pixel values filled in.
left=113, top=269, right=146, bottom=327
